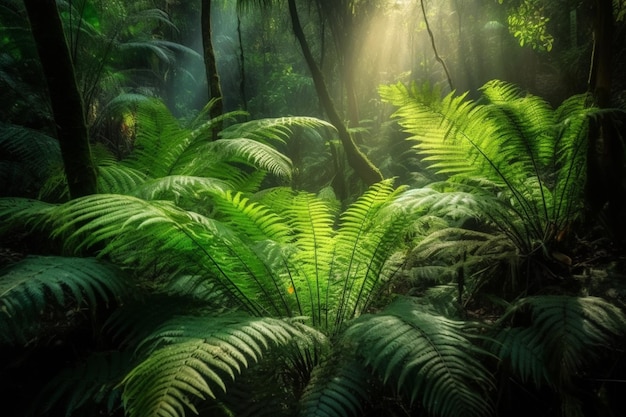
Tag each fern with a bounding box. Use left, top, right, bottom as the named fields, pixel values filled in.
left=380, top=80, right=599, bottom=297
left=345, top=297, right=494, bottom=417
left=121, top=315, right=315, bottom=417
left=331, top=180, right=408, bottom=328
left=32, top=350, right=132, bottom=417
left=0, top=123, right=61, bottom=196
left=0, top=256, right=129, bottom=345
left=380, top=80, right=595, bottom=239
left=494, top=295, right=626, bottom=389
left=298, top=352, right=369, bottom=417
left=219, top=116, right=334, bottom=145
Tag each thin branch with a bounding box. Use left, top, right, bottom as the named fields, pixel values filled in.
left=420, top=0, right=454, bottom=91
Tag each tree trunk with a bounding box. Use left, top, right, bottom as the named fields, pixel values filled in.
left=23, top=0, right=98, bottom=199
left=201, top=0, right=224, bottom=139
left=287, top=0, right=383, bottom=186
left=236, top=12, right=248, bottom=112
left=586, top=0, right=626, bottom=241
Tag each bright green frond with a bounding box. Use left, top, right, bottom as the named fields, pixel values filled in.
left=285, top=192, right=336, bottom=327
left=131, top=175, right=231, bottom=201
left=219, top=116, right=334, bottom=145
left=122, top=316, right=309, bottom=417
left=331, top=180, right=409, bottom=325
left=40, top=194, right=295, bottom=317
left=209, top=190, right=291, bottom=241
left=345, top=297, right=495, bottom=417
left=198, top=138, right=293, bottom=180
left=98, top=163, right=147, bottom=194
left=0, top=256, right=128, bottom=345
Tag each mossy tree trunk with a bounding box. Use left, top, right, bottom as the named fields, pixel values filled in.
left=287, top=0, right=383, bottom=186
left=23, top=0, right=98, bottom=199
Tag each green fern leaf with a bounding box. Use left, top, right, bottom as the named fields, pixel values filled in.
left=299, top=353, right=369, bottom=417
left=219, top=116, right=334, bottom=145
left=496, top=296, right=626, bottom=389
left=0, top=256, right=128, bottom=345
left=122, top=316, right=311, bottom=417
left=345, top=297, right=494, bottom=417
left=332, top=180, right=408, bottom=326
left=33, top=350, right=132, bottom=417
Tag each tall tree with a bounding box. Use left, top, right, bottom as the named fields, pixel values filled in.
left=201, top=0, right=224, bottom=139
left=22, top=0, right=97, bottom=198
left=287, top=0, right=383, bottom=186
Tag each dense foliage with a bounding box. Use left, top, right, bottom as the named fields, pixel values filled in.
left=1, top=1, right=625, bottom=417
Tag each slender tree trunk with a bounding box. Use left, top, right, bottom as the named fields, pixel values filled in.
left=201, top=0, right=224, bottom=139
left=236, top=12, right=248, bottom=113
left=586, top=0, right=625, bottom=241
left=23, top=0, right=97, bottom=199
left=287, top=0, right=383, bottom=186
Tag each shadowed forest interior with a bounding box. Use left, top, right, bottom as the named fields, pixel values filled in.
left=1, top=1, right=626, bottom=416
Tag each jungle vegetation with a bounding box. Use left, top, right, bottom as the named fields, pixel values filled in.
left=1, top=1, right=625, bottom=417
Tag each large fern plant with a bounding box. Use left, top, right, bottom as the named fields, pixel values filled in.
left=0, top=173, right=495, bottom=417
left=380, top=80, right=598, bottom=297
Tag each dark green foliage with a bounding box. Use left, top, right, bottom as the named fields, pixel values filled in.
left=0, top=123, right=61, bottom=197
left=0, top=256, right=129, bottom=345
left=493, top=295, right=626, bottom=413
left=298, top=351, right=369, bottom=417
left=346, top=297, right=494, bottom=417
left=33, top=350, right=132, bottom=417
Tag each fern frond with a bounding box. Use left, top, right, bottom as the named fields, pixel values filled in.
left=194, top=138, right=293, bottom=180
left=285, top=191, right=337, bottom=327
left=98, top=163, right=147, bottom=194
left=121, top=316, right=312, bottom=417
left=0, top=256, right=128, bottom=345
left=43, top=194, right=295, bottom=317
left=121, top=97, right=190, bottom=178
left=131, top=175, right=231, bottom=202
left=209, top=189, right=291, bottom=242
left=0, top=197, right=57, bottom=233
left=298, top=352, right=369, bottom=417
left=345, top=297, right=494, bottom=417
left=0, top=122, right=61, bottom=195
left=494, top=296, right=626, bottom=389
left=219, top=116, right=334, bottom=145
left=332, top=180, right=409, bottom=327
left=33, top=350, right=132, bottom=417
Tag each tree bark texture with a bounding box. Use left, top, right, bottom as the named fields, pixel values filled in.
left=23, top=0, right=98, bottom=198
left=287, top=0, right=383, bottom=186
left=201, top=0, right=224, bottom=139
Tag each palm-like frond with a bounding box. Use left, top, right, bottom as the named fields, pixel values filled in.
left=345, top=297, right=494, bottom=417
left=121, top=315, right=315, bottom=417
left=0, top=256, right=128, bottom=345
left=494, top=295, right=626, bottom=389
